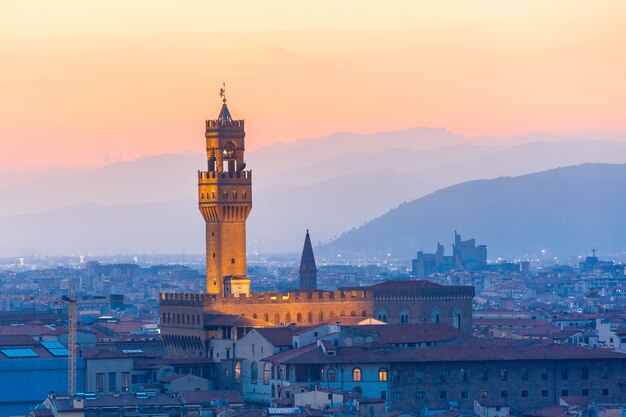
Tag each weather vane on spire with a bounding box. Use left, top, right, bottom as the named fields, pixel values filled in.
left=220, top=82, right=227, bottom=104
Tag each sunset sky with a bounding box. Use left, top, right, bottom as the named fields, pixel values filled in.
left=2, top=0, right=626, bottom=171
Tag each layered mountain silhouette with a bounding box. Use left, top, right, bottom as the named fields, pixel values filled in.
left=1, top=127, right=626, bottom=256
left=319, top=163, right=626, bottom=259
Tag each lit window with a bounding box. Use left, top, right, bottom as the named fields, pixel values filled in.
left=379, top=368, right=388, bottom=381
left=263, top=363, right=270, bottom=385
left=352, top=368, right=362, bottom=382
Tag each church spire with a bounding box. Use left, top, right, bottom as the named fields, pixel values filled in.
left=299, top=229, right=318, bottom=289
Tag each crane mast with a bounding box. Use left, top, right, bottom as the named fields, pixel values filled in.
left=67, top=285, right=77, bottom=396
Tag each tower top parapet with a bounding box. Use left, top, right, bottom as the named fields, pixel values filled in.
left=206, top=103, right=244, bottom=131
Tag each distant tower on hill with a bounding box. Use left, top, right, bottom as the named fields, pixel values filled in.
left=299, top=230, right=318, bottom=289
left=198, top=92, right=252, bottom=295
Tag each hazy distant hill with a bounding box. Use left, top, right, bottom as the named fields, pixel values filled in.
left=320, top=163, right=626, bottom=259
left=2, top=126, right=626, bottom=256
left=0, top=200, right=201, bottom=256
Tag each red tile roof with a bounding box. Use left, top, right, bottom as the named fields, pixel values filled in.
left=204, top=314, right=271, bottom=328
left=368, top=280, right=444, bottom=290
left=345, top=323, right=466, bottom=345
left=0, top=324, right=57, bottom=336
left=179, top=390, right=244, bottom=405
left=256, top=326, right=311, bottom=346
left=523, top=405, right=570, bottom=417
left=265, top=339, right=626, bottom=366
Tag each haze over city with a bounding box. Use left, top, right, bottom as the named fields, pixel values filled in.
left=3, top=3, right=626, bottom=417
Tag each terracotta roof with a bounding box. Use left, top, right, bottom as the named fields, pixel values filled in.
left=560, top=396, right=592, bottom=408
left=28, top=409, right=54, bottom=417
left=80, top=349, right=148, bottom=360
left=95, top=321, right=145, bottom=334
left=134, top=357, right=216, bottom=369
left=474, top=318, right=550, bottom=327
left=179, top=390, right=244, bottom=405
left=0, top=324, right=57, bottom=336
left=79, top=393, right=180, bottom=408
left=0, top=334, right=38, bottom=347
left=368, top=280, right=444, bottom=290
left=160, top=373, right=189, bottom=382
left=344, top=323, right=466, bottom=345
left=255, top=327, right=311, bottom=347
left=266, top=339, right=626, bottom=365
left=230, top=409, right=265, bottom=417
left=204, top=314, right=270, bottom=328
left=524, top=405, right=570, bottom=417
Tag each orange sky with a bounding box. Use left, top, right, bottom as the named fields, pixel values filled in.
left=1, top=0, right=626, bottom=170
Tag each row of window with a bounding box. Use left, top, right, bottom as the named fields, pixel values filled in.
left=246, top=310, right=368, bottom=325
left=94, top=372, right=130, bottom=393
left=412, top=365, right=604, bottom=383
left=409, top=388, right=611, bottom=401
left=376, top=308, right=462, bottom=328
left=200, top=191, right=248, bottom=200
left=239, top=363, right=390, bottom=385
left=161, top=312, right=201, bottom=326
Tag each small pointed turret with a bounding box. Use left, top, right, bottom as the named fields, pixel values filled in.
left=218, top=103, right=233, bottom=124
left=299, top=229, right=318, bottom=289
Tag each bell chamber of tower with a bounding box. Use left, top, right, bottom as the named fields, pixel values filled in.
left=198, top=102, right=252, bottom=296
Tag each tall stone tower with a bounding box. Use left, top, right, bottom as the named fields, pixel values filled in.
left=299, top=230, right=318, bottom=289
left=198, top=97, right=252, bottom=296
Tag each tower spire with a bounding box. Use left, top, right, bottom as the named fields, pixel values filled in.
left=299, top=229, right=318, bottom=290
left=218, top=83, right=233, bottom=124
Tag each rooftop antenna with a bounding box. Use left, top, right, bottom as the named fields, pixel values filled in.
left=220, top=82, right=227, bottom=104
left=592, top=249, right=596, bottom=257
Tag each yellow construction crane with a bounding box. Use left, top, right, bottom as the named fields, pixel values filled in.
left=67, top=286, right=77, bottom=396
left=60, top=287, right=113, bottom=396
left=61, top=286, right=77, bottom=396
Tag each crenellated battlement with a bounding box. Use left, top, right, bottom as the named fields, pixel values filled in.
left=206, top=119, right=245, bottom=130
left=215, top=288, right=371, bottom=305
left=160, top=292, right=213, bottom=306
left=198, top=170, right=252, bottom=184
left=372, top=286, right=475, bottom=301
left=160, top=288, right=371, bottom=308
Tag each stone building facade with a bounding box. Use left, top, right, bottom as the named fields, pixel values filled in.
left=263, top=325, right=626, bottom=415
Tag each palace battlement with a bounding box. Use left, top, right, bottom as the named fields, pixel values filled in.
left=160, top=288, right=371, bottom=307
left=206, top=119, right=244, bottom=130
left=198, top=170, right=252, bottom=183
left=216, top=289, right=371, bottom=305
